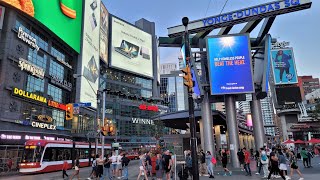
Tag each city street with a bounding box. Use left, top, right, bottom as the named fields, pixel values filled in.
left=1, top=157, right=320, bottom=180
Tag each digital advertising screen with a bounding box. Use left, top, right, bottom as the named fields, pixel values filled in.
left=0, top=0, right=83, bottom=52
left=271, top=48, right=298, bottom=85
left=100, top=2, right=109, bottom=64
left=110, top=16, right=153, bottom=78
left=79, top=0, right=100, bottom=108
left=206, top=34, right=254, bottom=95
left=276, top=86, right=302, bottom=105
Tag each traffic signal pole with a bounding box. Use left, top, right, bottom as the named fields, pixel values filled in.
left=101, top=91, right=106, bottom=156
left=182, top=17, right=199, bottom=180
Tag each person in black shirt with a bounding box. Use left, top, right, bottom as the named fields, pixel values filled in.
left=267, top=148, right=285, bottom=180
left=221, top=149, right=232, bottom=176
left=237, top=149, right=245, bottom=171
left=163, top=150, right=172, bottom=180
left=121, top=153, right=130, bottom=180
left=145, top=151, right=152, bottom=177
left=199, top=150, right=206, bottom=176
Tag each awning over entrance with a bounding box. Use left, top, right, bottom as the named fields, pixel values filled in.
left=152, top=109, right=253, bottom=134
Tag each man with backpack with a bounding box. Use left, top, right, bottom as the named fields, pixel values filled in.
left=121, top=153, right=130, bottom=180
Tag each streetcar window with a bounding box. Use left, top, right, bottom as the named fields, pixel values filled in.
left=43, top=147, right=72, bottom=161
left=21, top=146, right=42, bottom=163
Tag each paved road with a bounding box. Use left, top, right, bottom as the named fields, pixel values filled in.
left=1, top=157, right=320, bottom=180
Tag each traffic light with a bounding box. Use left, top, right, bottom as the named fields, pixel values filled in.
left=181, top=65, right=194, bottom=92
left=65, top=104, right=73, bottom=120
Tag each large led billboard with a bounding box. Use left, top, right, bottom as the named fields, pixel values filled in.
left=0, top=0, right=83, bottom=52
left=79, top=0, right=100, bottom=108
left=100, top=2, right=109, bottom=64
left=271, top=48, right=298, bottom=85
left=206, top=34, right=254, bottom=95
left=110, top=16, right=153, bottom=78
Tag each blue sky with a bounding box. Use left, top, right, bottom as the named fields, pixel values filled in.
left=102, top=0, right=320, bottom=78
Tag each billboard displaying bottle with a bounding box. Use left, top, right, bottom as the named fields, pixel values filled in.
left=0, top=0, right=83, bottom=52
left=206, top=34, right=254, bottom=95
left=270, top=48, right=298, bottom=85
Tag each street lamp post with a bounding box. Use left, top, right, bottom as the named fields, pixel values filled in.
left=73, top=74, right=100, bottom=155
left=182, top=17, right=199, bottom=180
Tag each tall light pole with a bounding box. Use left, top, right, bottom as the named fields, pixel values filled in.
left=73, top=74, right=100, bottom=154
left=182, top=17, right=199, bottom=180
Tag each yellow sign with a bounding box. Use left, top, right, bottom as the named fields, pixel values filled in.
left=13, top=87, right=47, bottom=103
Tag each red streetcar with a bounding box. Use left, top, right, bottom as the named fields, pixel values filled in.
left=19, top=140, right=112, bottom=174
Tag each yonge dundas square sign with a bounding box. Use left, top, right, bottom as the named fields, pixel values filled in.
left=168, top=0, right=311, bottom=37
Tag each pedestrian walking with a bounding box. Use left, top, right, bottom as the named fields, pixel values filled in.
left=260, top=147, right=269, bottom=178
left=137, top=153, right=148, bottom=180
left=170, top=152, right=176, bottom=179
left=6, top=157, right=13, bottom=172
left=243, top=147, right=251, bottom=176
left=163, top=150, right=172, bottom=180
left=307, top=148, right=314, bottom=168
left=267, top=148, right=285, bottom=180
left=145, top=151, right=152, bottom=177
left=70, top=157, right=80, bottom=180
left=155, top=154, right=164, bottom=180
left=103, top=154, right=112, bottom=180
left=255, top=150, right=261, bottom=175
left=199, top=149, right=206, bottom=176
left=278, top=150, right=288, bottom=179
left=300, top=148, right=309, bottom=168
left=185, top=152, right=193, bottom=178
left=89, top=155, right=97, bottom=179
left=205, top=151, right=215, bottom=178
left=221, top=149, right=232, bottom=176
left=288, top=151, right=304, bottom=180
left=116, top=152, right=123, bottom=178
left=62, top=159, right=69, bottom=179
left=121, top=153, right=130, bottom=180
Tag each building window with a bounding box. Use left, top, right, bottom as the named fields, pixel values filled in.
left=49, top=60, right=64, bottom=79
left=28, top=48, right=47, bottom=69
left=51, top=44, right=68, bottom=62
left=48, top=84, right=63, bottom=103
left=15, top=20, right=48, bottom=51
left=26, top=75, right=44, bottom=94
left=52, top=110, right=65, bottom=127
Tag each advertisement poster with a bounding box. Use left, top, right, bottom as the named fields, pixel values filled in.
left=110, top=16, right=153, bottom=78
left=79, top=0, right=100, bottom=108
left=0, top=0, right=83, bottom=52
left=271, top=48, right=298, bottom=85
left=206, top=34, right=254, bottom=95
left=100, top=2, right=108, bottom=64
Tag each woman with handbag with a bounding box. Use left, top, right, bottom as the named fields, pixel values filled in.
left=288, top=151, right=304, bottom=180
left=155, top=154, right=163, bottom=180
left=70, top=157, right=80, bottom=180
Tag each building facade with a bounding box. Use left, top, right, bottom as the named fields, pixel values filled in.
left=0, top=3, right=78, bottom=162
left=160, top=63, right=177, bottom=75
left=160, top=71, right=188, bottom=112
left=298, top=76, right=320, bottom=100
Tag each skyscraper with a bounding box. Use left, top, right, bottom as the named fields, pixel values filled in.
left=160, top=63, right=177, bottom=75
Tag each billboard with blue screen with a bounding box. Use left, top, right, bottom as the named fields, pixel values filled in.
left=206, top=34, right=254, bottom=95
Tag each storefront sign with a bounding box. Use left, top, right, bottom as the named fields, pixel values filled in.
left=272, top=41, right=290, bottom=49
left=50, top=75, right=72, bottom=91
left=37, top=115, right=53, bottom=123
left=17, top=27, right=40, bottom=51
left=1, top=134, right=21, bottom=140
left=139, top=104, right=159, bottom=112
left=56, top=56, right=72, bottom=69
left=131, top=118, right=154, bottom=125
left=13, top=87, right=47, bottom=104
left=31, top=121, right=56, bottom=130
left=18, top=58, right=45, bottom=79
left=48, top=100, right=66, bottom=111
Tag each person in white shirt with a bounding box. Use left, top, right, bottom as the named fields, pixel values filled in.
left=117, top=152, right=123, bottom=178
left=109, top=152, right=118, bottom=177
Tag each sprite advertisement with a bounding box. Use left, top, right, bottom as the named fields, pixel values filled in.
left=1, top=0, right=83, bottom=53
